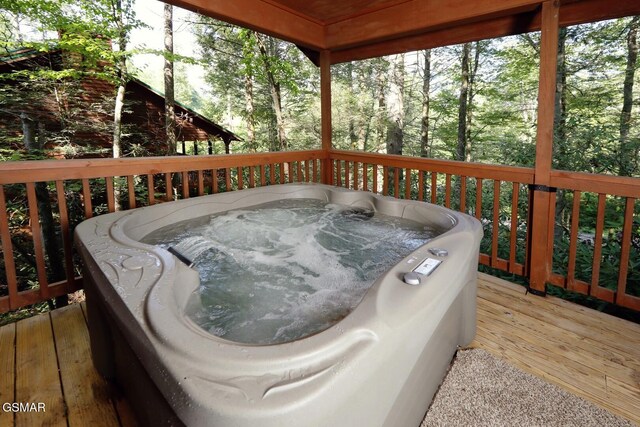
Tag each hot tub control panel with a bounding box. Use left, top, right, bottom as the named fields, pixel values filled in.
left=403, top=256, right=443, bottom=285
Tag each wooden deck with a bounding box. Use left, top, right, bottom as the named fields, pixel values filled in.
left=0, top=274, right=638, bottom=426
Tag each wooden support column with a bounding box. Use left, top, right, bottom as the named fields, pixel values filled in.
left=528, top=0, right=559, bottom=295
left=320, top=50, right=333, bottom=185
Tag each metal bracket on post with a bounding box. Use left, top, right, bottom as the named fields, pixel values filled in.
left=528, top=184, right=557, bottom=193
left=526, top=286, right=547, bottom=297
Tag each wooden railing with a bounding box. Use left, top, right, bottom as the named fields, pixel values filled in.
left=0, top=150, right=325, bottom=312
left=0, top=148, right=638, bottom=314
left=547, top=170, right=640, bottom=310
left=328, top=150, right=535, bottom=278
left=327, top=150, right=640, bottom=312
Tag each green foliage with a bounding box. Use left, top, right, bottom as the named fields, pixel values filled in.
left=194, top=18, right=320, bottom=152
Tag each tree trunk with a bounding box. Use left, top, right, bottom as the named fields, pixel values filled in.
left=385, top=54, right=404, bottom=157
left=112, top=0, right=128, bottom=210
left=456, top=43, right=471, bottom=162
left=385, top=54, right=405, bottom=192
left=347, top=62, right=358, bottom=149
left=244, top=74, right=256, bottom=151
left=619, top=17, right=639, bottom=177
left=164, top=3, right=177, bottom=155
left=376, top=60, right=387, bottom=151
left=466, top=42, right=481, bottom=161
left=420, top=49, right=431, bottom=158
left=255, top=33, right=287, bottom=151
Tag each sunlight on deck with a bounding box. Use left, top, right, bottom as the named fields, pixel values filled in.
left=0, top=274, right=638, bottom=426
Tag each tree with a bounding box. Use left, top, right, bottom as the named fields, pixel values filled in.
left=164, top=3, right=176, bottom=155
left=195, top=18, right=317, bottom=152
left=385, top=53, right=405, bottom=157
left=619, top=17, right=639, bottom=177
left=420, top=49, right=431, bottom=158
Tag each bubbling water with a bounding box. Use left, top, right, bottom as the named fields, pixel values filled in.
left=142, top=199, right=447, bottom=344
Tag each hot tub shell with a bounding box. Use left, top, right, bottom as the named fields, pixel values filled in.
left=75, top=183, right=482, bottom=427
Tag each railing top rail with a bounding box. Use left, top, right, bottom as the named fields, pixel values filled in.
left=329, top=149, right=536, bottom=184
left=550, top=170, right=640, bottom=199
left=0, top=150, right=326, bottom=185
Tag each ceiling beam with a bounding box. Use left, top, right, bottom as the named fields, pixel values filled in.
left=163, top=0, right=326, bottom=49
left=330, top=0, right=640, bottom=64
left=324, top=0, right=542, bottom=50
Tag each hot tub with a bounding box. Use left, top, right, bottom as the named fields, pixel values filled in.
left=75, top=183, right=482, bottom=427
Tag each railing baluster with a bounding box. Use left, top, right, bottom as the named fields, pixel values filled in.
left=260, top=165, right=266, bottom=187
left=460, top=176, right=467, bottom=212
left=491, top=180, right=501, bottom=268
left=146, top=174, right=155, bottom=205
left=26, top=182, right=49, bottom=298
left=362, top=163, right=368, bottom=192
left=212, top=169, right=219, bottom=193
left=431, top=172, right=437, bottom=204
left=297, top=161, right=303, bottom=183
left=106, top=177, right=115, bottom=212
left=445, top=174, right=452, bottom=208
left=0, top=185, right=19, bottom=308
left=127, top=175, right=136, bottom=209
left=182, top=171, right=189, bottom=199
left=567, top=190, right=582, bottom=292
left=288, top=163, right=294, bottom=183
left=165, top=173, right=172, bottom=201
left=382, top=166, right=389, bottom=196
left=337, top=161, right=342, bottom=187
left=393, top=168, right=400, bottom=198
left=237, top=167, right=244, bottom=189
left=311, top=159, right=320, bottom=182
left=304, top=160, right=310, bottom=182
left=590, top=194, right=613, bottom=302
left=279, top=163, right=285, bottom=185
left=475, top=178, right=483, bottom=220
left=196, top=170, right=204, bottom=196
left=418, top=171, right=425, bottom=201
left=509, top=182, right=519, bottom=274
left=372, top=165, right=378, bottom=194
left=55, top=181, right=75, bottom=289
left=226, top=168, right=232, bottom=191
left=81, top=178, right=92, bottom=218
left=269, top=164, right=276, bottom=185
left=249, top=166, right=255, bottom=188
left=405, top=168, right=411, bottom=200
left=345, top=161, right=351, bottom=189
left=353, top=162, right=359, bottom=190
left=616, top=197, right=636, bottom=306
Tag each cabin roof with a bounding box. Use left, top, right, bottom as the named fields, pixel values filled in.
left=0, top=48, right=240, bottom=146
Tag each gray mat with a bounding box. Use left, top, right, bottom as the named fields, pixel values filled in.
left=421, top=349, right=636, bottom=427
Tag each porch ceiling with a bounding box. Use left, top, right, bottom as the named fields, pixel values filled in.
left=164, top=0, right=640, bottom=63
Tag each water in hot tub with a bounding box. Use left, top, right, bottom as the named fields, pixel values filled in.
left=142, top=198, right=446, bottom=345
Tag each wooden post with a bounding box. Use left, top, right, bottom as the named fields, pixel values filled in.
left=320, top=50, right=333, bottom=185
left=528, top=0, right=559, bottom=295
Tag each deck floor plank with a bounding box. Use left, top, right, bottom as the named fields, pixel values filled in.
left=15, top=313, right=66, bottom=427
left=477, top=276, right=640, bottom=357
left=0, top=322, right=16, bottom=427
left=51, top=304, right=120, bottom=427
left=472, top=273, right=640, bottom=425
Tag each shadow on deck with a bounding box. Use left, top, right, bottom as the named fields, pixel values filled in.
left=0, top=273, right=638, bottom=426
